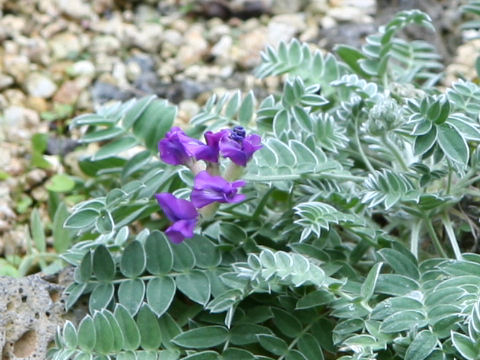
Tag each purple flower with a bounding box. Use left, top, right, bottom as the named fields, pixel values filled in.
left=193, top=129, right=229, bottom=163
left=158, top=127, right=203, bottom=165
left=155, top=193, right=198, bottom=243
left=191, top=171, right=246, bottom=208
left=219, top=126, right=263, bottom=166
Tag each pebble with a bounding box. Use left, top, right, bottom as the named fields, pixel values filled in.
left=91, top=35, right=121, bottom=55
left=211, top=35, right=233, bottom=60
left=25, top=73, right=57, bottom=98
left=3, top=106, right=40, bottom=127
left=3, top=89, right=27, bottom=106
left=0, top=204, right=16, bottom=221
left=26, top=97, right=49, bottom=112
left=328, top=6, right=372, bottom=23
left=135, top=23, right=164, bottom=52
left=235, top=28, right=268, bottom=68
left=271, top=0, right=303, bottom=14
left=126, top=61, right=142, bottom=82
left=26, top=169, right=47, bottom=187
left=3, top=54, right=30, bottom=83
left=0, top=220, right=10, bottom=232
left=49, top=32, right=83, bottom=60
left=178, top=99, right=200, bottom=123
left=162, top=29, right=183, bottom=46
left=57, top=0, right=94, bottom=19
left=176, top=25, right=209, bottom=68
left=70, top=60, right=96, bottom=78
left=31, top=187, right=49, bottom=202
left=0, top=74, right=14, bottom=90
left=53, top=80, right=83, bottom=104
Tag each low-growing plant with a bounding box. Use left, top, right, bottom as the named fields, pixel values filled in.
left=49, top=8, right=480, bottom=360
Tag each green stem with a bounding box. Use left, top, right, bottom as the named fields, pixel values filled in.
left=446, top=159, right=452, bottom=195
left=410, top=220, right=422, bottom=260
left=224, top=162, right=244, bottom=182
left=278, top=316, right=322, bottom=360
left=187, top=159, right=206, bottom=175
left=383, top=134, right=408, bottom=171
left=424, top=217, right=448, bottom=258
left=354, top=117, right=376, bottom=173
left=243, top=172, right=364, bottom=183
left=464, top=188, right=480, bottom=198
left=457, top=173, right=480, bottom=188
left=199, top=203, right=220, bottom=221
left=442, top=212, right=463, bottom=260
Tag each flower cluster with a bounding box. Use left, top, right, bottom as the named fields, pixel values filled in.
left=156, top=126, right=262, bottom=243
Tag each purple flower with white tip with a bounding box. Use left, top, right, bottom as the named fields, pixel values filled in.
left=158, top=127, right=203, bottom=166
left=193, top=129, right=229, bottom=163
left=219, top=126, right=263, bottom=166
left=191, top=171, right=246, bottom=208
left=155, top=193, right=198, bottom=243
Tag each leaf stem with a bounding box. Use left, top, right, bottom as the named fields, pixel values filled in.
left=457, top=173, right=480, bottom=188
left=354, top=117, right=376, bottom=173
left=424, top=217, right=448, bottom=258
left=383, top=134, right=408, bottom=171
left=244, top=172, right=364, bottom=183
left=278, top=316, right=321, bottom=360
left=442, top=212, right=463, bottom=260
left=410, top=220, right=422, bottom=259
left=446, top=159, right=452, bottom=195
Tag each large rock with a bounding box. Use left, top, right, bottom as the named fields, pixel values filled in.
left=0, top=271, right=82, bottom=360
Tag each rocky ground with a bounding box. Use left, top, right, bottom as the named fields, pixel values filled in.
left=0, top=0, right=478, bottom=358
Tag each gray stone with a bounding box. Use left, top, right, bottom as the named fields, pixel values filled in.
left=46, top=137, right=79, bottom=156
left=91, top=81, right=137, bottom=104
left=25, top=73, right=57, bottom=99
left=0, top=271, right=82, bottom=360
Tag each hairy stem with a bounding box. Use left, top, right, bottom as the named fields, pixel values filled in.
left=354, top=117, right=376, bottom=173
left=442, top=212, right=463, bottom=260
left=224, top=162, right=244, bottom=182
left=278, top=316, right=321, bottom=360
left=446, top=159, right=452, bottom=195
left=244, top=172, right=364, bottom=183
left=410, top=220, right=422, bottom=260
left=424, top=217, right=448, bottom=258
left=383, top=134, right=408, bottom=171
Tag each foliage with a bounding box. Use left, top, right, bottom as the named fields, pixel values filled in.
left=48, top=9, right=480, bottom=360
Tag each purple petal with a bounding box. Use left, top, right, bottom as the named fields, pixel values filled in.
left=205, top=130, right=229, bottom=147
left=155, top=193, right=198, bottom=222
left=194, top=170, right=229, bottom=189
left=165, top=219, right=196, bottom=244
left=191, top=171, right=246, bottom=208
left=225, top=193, right=246, bottom=203
left=219, top=131, right=262, bottom=166
left=158, top=127, right=203, bottom=165
left=219, top=136, right=247, bottom=166
left=193, top=129, right=229, bottom=163
left=232, top=180, right=246, bottom=188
